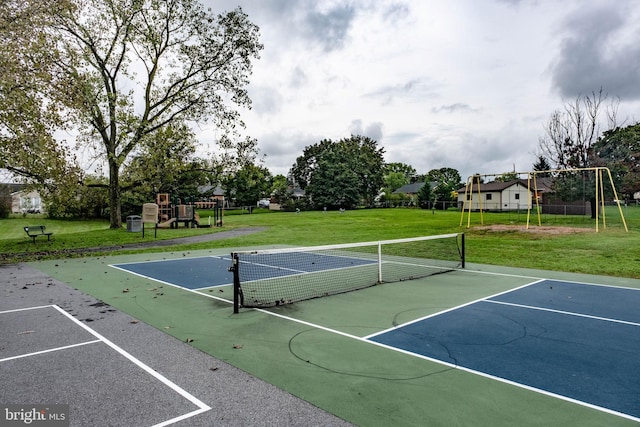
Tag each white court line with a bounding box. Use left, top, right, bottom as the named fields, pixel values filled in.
left=458, top=267, right=640, bottom=292
left=363, top=278, right=547, bottom=339
left=1, top=305, right=55, bottom=314
left=108, top=260, right=640, bottom=422
left=2, top=305, right=211, bottom=427
left=483, top=299, right=640, bottom=327
left=0, top=339, right=102, bottom=363
left=243, top=277, right=640, bottom=423
left=111, top=254, right=230, bottom=267
left=109, top=260, right=234, bottom=305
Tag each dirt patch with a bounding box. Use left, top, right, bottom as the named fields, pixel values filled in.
left=471, top=224, right=592, bottom=235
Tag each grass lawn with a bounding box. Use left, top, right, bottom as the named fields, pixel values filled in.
left=1, top=206, right=639, bottom=278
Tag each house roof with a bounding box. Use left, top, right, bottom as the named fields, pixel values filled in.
left=457, top=177, right=557, bottom=194
left=1, top=183, right=26, bottom=194
left=393, top=182, right=425, bottom=194
left=197, top=184, right=224, bottom=195
left=456, top=179, right=528, bottom=193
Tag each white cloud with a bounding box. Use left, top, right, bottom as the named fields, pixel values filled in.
left=204, top=0, right=640, bottom=181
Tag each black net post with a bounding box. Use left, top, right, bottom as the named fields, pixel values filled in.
left=229, top=253, right=241, bottom=313
left=460, top=233, right=465, bottom=268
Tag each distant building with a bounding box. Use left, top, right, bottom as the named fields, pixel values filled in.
left=392, top=182, right=426, bottom=197
left=456, top=179, right=531, bottom=211
left=2, top=183, right=45, bottom=214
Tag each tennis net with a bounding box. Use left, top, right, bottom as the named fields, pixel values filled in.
left=229, top=233, right=464, bottom=312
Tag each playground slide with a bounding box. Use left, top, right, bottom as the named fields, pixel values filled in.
left=157, top=218, right=176, bottom=228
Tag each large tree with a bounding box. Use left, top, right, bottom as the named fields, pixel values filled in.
left=591, top=123, right=640, bottom=199
left=383, top=162, right=415, bottom=195
left=427, top=167, right=462, bottom=202
left=291, top=135, right=385, bottom=209
left=532, top=155, right=552, bottom=176
left=0, top=1, right=82, bottom=195
left=538, top=90, right=612, bottom=170
left=122, top=123, right=202, bottom=196
left=537, top=90, right=617, bottom=217
left=3, top=0, right=263, bottom=228
left=222, top=163, right=272, bottom=207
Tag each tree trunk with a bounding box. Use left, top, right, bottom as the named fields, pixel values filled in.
left=108, top=159, right=122, bottom=229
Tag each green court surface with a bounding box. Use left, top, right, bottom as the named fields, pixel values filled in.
left=30, top=248, right=640, bottom=427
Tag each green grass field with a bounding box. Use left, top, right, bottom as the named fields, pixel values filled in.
left=1, top=205, right=639, bottom=277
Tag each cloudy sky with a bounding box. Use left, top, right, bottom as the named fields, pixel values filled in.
left=200, top=0, right=640, bottom=180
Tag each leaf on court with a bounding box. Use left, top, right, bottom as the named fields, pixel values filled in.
left=130, top=320, right=139, bottom=324
left=17, top=330, right=34, bottom=335
left=233, top=344, right=243, bottom=349
left=185, top=338, right=194, bottom=343
left=164, top=326, right=172, bottom=329
left=147, top=288, right=157, bottom=291
left=122, top=288, right=129, bottom=293
left=209, top=367, right=219, bottom=372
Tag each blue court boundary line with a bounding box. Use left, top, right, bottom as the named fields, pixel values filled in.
left=1, top=305, right=211, bottom=427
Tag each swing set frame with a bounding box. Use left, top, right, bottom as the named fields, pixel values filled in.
left=460, top=167, right=628, bottom=232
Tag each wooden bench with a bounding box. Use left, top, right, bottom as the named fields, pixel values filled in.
left=24, top=226, right=53, bottom=243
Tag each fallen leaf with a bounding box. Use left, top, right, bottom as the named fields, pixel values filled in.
left=233, top=344, right=243, bottom=349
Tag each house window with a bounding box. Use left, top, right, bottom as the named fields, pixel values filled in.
left=486, top=194, right=492, bottom=200
left=515, top=194, right=520, bottom=200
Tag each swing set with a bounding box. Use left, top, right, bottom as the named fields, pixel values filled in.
left=460, top=167, right=628, bottom=232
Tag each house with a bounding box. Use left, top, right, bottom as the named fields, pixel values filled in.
left=389, top=182, right=425, bottom=207
left=2, top=183, right=45, bottom=214
left=457, top=179, right=532, bottom=211
left=268, top=186, right=305, bottom=211
left=392, top=182, right=426, bottom=196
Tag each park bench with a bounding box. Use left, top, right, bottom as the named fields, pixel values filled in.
left=24, top=226, right=53, bottom=243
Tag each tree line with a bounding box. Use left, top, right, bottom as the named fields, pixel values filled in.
left=1, top=2, right=638, bottom=222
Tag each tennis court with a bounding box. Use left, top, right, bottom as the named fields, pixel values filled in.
left=16, top=236, right=640, bottom=426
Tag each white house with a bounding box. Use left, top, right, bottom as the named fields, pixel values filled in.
left=457, top=179, right=531, bottom=211
left=11, top=188, right=45, bottom=213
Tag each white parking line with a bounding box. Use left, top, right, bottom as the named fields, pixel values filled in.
left=1, top=305, right=211, bottom=427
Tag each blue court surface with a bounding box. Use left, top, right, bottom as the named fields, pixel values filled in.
left=112, top=252, right=375, bottom=289
left=235, top=251, right=376, bottom=279
left=367, top=279, right=640, bottom=419
left=112, top=256, right=234, bottom=290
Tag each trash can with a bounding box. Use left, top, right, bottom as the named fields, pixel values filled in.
left=126, top=215, right=142, bottom=232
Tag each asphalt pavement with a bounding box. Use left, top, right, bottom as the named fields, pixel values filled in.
left=0, top=258, right=353, bottom=426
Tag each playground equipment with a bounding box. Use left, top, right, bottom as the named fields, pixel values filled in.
left=140, top=194, right=223, bottom=237
left=155, top=193, right=223, bottom=228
